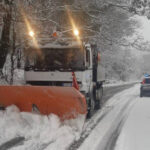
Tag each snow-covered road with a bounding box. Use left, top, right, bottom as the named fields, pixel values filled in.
left=79, top=84, right=150, bottom=150
left=78, top=84, right=139, bottom=150
left=1, top=84, right=150, bottom=150
left=115, top=90, right=150, bottom=150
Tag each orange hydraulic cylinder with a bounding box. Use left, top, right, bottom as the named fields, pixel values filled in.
left=0, top=86, right=87, bottom=120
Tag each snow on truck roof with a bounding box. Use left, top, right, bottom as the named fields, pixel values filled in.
left=39, top=42, right=81, bottom=49
left=28, top=37, right=83, bottom=49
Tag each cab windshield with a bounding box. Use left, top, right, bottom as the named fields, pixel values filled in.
left=25, top=47, right=85, bottom=71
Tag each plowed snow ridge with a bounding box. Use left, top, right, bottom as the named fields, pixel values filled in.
left=0, top=106, right=85, bottom=150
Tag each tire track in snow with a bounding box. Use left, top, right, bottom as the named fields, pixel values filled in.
left=69, top=103, right=120, bottom=150
left=0, top=137, right=25, bottom=150
left=69, top=100, right=123, bottom=150
left=98, top=98, right=137, bottom=150
left=69, top=110, right=110, bottom=150
left=68, top=84, right=136, bottom=150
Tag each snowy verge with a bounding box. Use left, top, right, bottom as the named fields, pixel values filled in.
left=0, top=105, right=85, bottom=150
left=103, top=81, right=139, bottom=87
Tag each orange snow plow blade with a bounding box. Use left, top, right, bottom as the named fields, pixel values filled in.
left=0, top=86, right=87, bottom=120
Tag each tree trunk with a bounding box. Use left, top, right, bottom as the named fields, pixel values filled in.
left=0, top=9, right=12, bottom=71
left=10, top=23, right=16, bottom=85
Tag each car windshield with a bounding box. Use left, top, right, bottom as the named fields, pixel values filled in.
left=25, top=47, right=85, bottom=71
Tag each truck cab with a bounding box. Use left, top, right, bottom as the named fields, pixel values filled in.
left=24, top=39, right=105, bottom=117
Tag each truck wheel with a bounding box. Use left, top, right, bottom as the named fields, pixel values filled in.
left=87, top=95, right=95, bottom=119
left=95, top=87, right=103, bottom=110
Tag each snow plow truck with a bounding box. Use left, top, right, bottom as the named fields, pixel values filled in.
left=0, top=36, right=105, bottom=120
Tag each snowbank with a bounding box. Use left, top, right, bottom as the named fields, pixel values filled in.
left=0, top=105, right=85, bottom=150
left=103, top=80, right=139, bottom=87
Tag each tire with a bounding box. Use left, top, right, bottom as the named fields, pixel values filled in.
left=95, top=87, right=103, bottom=110
left=81, top=92, right=93, bottom=119
left=87, top=94, right=95, bottom=119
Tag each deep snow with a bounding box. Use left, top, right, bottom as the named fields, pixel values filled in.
left=0, top=106, right=85, bottom=150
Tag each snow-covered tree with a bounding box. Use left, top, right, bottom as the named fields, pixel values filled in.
left=0, top=0, right=149, bottom=83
